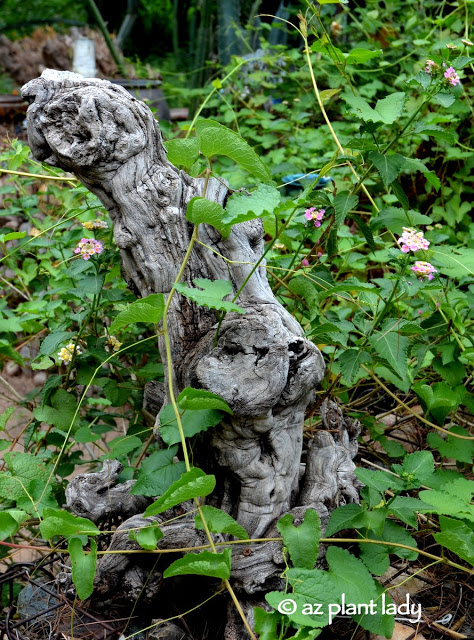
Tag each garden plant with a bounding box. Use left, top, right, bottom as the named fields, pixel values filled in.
left=0, top=1, right=473, bottom=639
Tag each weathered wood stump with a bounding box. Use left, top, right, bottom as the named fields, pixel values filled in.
left=22, top=70, right=360, bottom=639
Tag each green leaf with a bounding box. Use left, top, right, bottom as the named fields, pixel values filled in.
left=370, top=207, right=432, bottom=234
left=105, top=435, right=143, bottom=458
left=332, top=192, right=359, bottom=227
left=344, top=92, right=405, bottom=124
left=144, top=468, right=216, bottom=516
left=427, top=426, right=474, bottom=464
left=163, top=548, right=231, bottom=579
left=355, top=468, right=405, bottom=493
left=430, top=246, right=474, bottom=279
left=165, top=138, right=200, bottom=169
left=253, top=607, right=282, bottom=640
left=361, top=520, right=418, bottom=575
left=288, top=277, right=319, bottom=319
left=345, top=48, right=382, bottom=64
left=128, top=523, right=164, bottom=550
left=419, top=479, right=474, bottom=522
left=40, top=509, right=100, bottom=540
left=338, top=349, right=371, bottom=385
left=159, top=403, right=223, bottom=446
left=110, top=293, right=164, bottom=334
left=40, top=331, right=75, bottom=356
left=223, top=183, right=281, bottom=227
left=131, top=446, right=186, bottom=497
left=177, top=387, right=233, bottom=414
left=277, top=509, right=321, bottom=569
left=0, top=512, right=20, bottom=541
left=196, top=119, right=270, bottom=181
left=368, top=321, right=409, bottom=380
left=34, top=388, right=79, bottom=431
left=434, top=92, right=455, bottom=108
left=368, top=151, right=406, bottom=187
left=413, top=382, right=461, bottom=425
left=68, top=537, right=97, bottom=600
left=194, top=505, right=248, bottom=540
left=325, top=503, right=366, bottom=537
left=392, top=451, right=434, bottom=486
left=0, top=407, right=15, bottom=431
left=402, top=157, right=440, bottom=190
left=0, top=231, right=26, bottom=242
left=175, top=278, right=245, bottom=314
left=327, top=547, right=394, bottom=636
left=186, top=197, right=229, bottom=237
left=434, top=517, right=474, bottom=566
left=389, top=496, right=433, bottom=528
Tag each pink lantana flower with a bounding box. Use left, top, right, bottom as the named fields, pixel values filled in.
left=444, top=66, right=461, bottom=86
left=74, top=238, right=104, bottom=261
left=424, top=59, right=437, bottom=74
left=304, top=207, right=326, bottom=228
left=411, top=261, right=438, bottom=281
left=397, top=227, right=430, bottom=253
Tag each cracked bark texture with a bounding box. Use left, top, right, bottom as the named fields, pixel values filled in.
left=22, top=70, right=360, bottom=637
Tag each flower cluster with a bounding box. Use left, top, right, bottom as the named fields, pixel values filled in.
left=397, top=227, right=430, bottom=253
left=304, top=207, right=326, bottom=228
left=424, top=59, right=437, bottom=74
left=58, top=342, right=82, bottom=365
left=411, top=261, right=438, bottom=281
left=443, top=66, right=461, bottom=87
left=82, top=219, right=108, bottom=230
left=74, top=238, right=104, bottom=260
left=106, top=335, right=122, bottom=352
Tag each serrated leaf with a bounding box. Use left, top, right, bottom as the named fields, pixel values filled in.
left=370, top=207, right=432, bottom=234
left=34, top=388, right=79, bottom=431
left=288, top=277, right=319, bottom=318
left=223, top=183, right=280, bottom=227
left=68, top=537, right=97, bottom=600
left=131, top=446, right=186, bottom=497
left=427, top=425, right=474, bottom=464
left=418, top=484, right=474, bottom=522
left=40, top=331, right=75, bottom=356
left=345, top=48, right=382, bottom=64
left=0, top=512, right=20, bottom=541
left=344, top=92, right=405, bottom=124
left=325, top=503, right=366, bottom=537
left=196, top=120, right=270, bottom=181
left=355, top=468, right=405, bottom=493
left=368, top=151, right=406, bottom=187
left=144, top=468, right=216, bottom=516
left=186, top=197, right=229, bottom=237
left=195, top=505, right=248, bottom=540
left=165, top=138, right=200, bottom=169
left=175, top=278, right=245, bottom=314
left=110, top=293, right=164, bottom=334
left=434, top=517, right=474, bottom=566
left=177, top=387, right=232, bottom=414
left=413, top=382, right=461, bottom=425
left=392, top=451, right=434, bottom=485
left=0, top=407, right=15, bottom=431
left=0, top=231, right=26, bottom=242
left=333, top=191, right=358, bottom=227
left=40, top=509, right=100, bottom=539
left=389, top=496, right=433, bottom=528
left=327, top=547, right=394, bottom=636
left=163, top=548, right=231, bottom=579
left=430, top=246, right=474, bottom=278
left=368, top=323, right=408, bottom=380
left=159, top=403, right=223, bottom=446
left=402, top=157, right=440, bottom=190
left=129, top=523, right=163, bottom=550
left=277, top=509, right=321, bottom=570
left=338, top=349, right=371, bottom=385
left=253, top=607, right=282, bottom=640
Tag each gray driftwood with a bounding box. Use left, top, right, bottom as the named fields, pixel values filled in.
left=22, top=70, right=360, bottom=638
